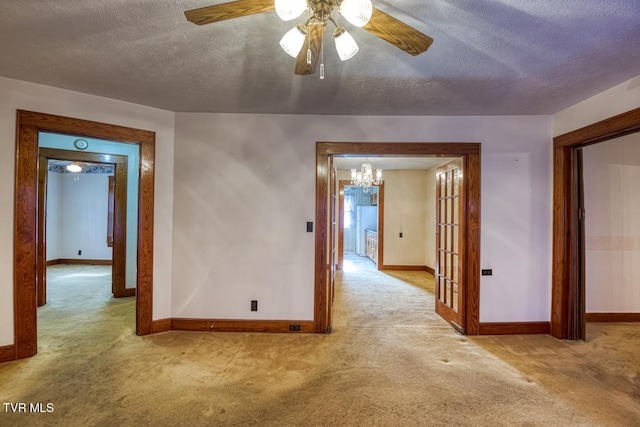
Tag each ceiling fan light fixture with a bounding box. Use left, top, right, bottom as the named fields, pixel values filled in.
left=338, top=0, right=372, bottom=27
left=183, top=0, right=434, bottom=77
left=333, top=27, right=359, bottom=61
left=275, top=0, right=308, bottom=21
left=280, top=24, right=307, bottom=58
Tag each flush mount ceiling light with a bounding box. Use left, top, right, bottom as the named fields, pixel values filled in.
left=66, top=163, right=83, bottom=173
left=185, top=0, right=433, bottom=78
left=351, top=162, right=382, bottom=193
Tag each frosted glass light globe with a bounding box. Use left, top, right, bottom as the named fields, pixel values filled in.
left=275, top=0, right=308, bottom=21
left=280, top=25, right=306, bottom=58
left=339, top=0, right=373, bottom=27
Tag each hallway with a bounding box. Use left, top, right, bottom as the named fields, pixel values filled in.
left=36, top=264, right=135, bottom=354
left=334, top=254, right=439, bottom=329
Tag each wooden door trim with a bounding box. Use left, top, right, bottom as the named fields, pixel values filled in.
left=552, top=107, right=640, bottom=339
left=36, top=156, right=48, bottom=307
left=112, top=160, right=128, bottom=297
left=316, top=142, right=481, bottom=335
left=376, top=182, right=385, bottom=269
left=37, top=148, right=128, bottom=300
left=14, top=110, right=155, bottom=360
left=314, top=152, right=330, bottom=333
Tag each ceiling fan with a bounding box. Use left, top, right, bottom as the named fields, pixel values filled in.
left=184, top=0, right=433, bottom=77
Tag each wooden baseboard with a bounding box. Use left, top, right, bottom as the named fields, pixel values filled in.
left=479, top=322, right=551, bottom=335
left=171, top=318, right=314, bottom=333
left=152, top=319, right=172, bottom=333
left=586, top=313, right=640, bottom=322
left=49, top=259, right=113, bottom=266
left=380, top=265, right=429, bottom=271
left=425, top=266, right=435, bottom=275
left=0, top=345, right=15, bottom=363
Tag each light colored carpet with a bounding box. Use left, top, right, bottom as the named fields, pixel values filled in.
left=0, top=257, right=638, bottom=426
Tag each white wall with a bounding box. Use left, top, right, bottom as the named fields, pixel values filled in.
left=583, top=133, right=640, bottom=312
left=0, top=76, right=175, bottom=346
left=553, top=75, right=640, bottom=136
left=173, top=113, right=553, bottom=323
left=47, top=171, right=111, bottom=261
left=58, top=173, right=112, bottom=260
left=46, top=171, right=63, bottom=261
left=383, top=170, right=429, bottom=266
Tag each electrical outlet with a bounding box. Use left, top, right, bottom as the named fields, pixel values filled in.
left=306, top=222, right=313, bottom=232
left=481, top=269, right=493, bottom=276
left=289, top=324, right=300, bottom=332
left=78, top=250, right=82, bottom=256
left=399, top=232, right=403, bottom=238
left=251, top=300, right=258, bottom=312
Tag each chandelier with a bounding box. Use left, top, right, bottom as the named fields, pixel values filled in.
left=276, top=0, right=373, bottom=79
left=351, top=162, right=382, bottom=193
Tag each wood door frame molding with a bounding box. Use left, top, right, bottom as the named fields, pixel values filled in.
left=315, top=142, right=481, bottom=335
left=551, top=107, right=640, bottom=339
left=13, top=110, right=156, bottom=360
left=337, top=180, right=384, bottom=270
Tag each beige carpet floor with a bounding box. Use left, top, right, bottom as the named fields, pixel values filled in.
left=0, top=257, right=638, bottom=426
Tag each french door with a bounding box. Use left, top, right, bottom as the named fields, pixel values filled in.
left=328, top=157, right=337, bottom=333
left=435, top=158, right=465, bottom=332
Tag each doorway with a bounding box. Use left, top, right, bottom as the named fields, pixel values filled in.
left=551, top=107, right=640, bottom=339
left=314, top=142, right=481, bottom=335
left=581, top=140, right=640, bottom=328
left=13, top=110, right=156, bottom=360
left=38, top=148, right=129, bottom=305
left=338, top=181, right=383, bottom=271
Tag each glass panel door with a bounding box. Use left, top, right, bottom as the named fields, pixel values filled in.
left=435, top=158, right=465, bottom=332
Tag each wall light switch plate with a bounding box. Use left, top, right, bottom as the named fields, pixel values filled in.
left=307, top=222, right=313, bottom=232
left=481, top=269, right=493, bottom=276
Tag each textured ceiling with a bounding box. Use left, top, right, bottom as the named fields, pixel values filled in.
left=0, top=0, right=638, bottom=116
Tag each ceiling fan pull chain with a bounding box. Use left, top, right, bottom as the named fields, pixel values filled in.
left=320, top=33, right=325, bottom=79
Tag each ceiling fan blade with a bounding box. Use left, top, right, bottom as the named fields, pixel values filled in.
left=185, top=0, right=275, bottom=25
left=295, top=24, right=325, bottom=76
left=363, top=8, right=433, bottom=56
